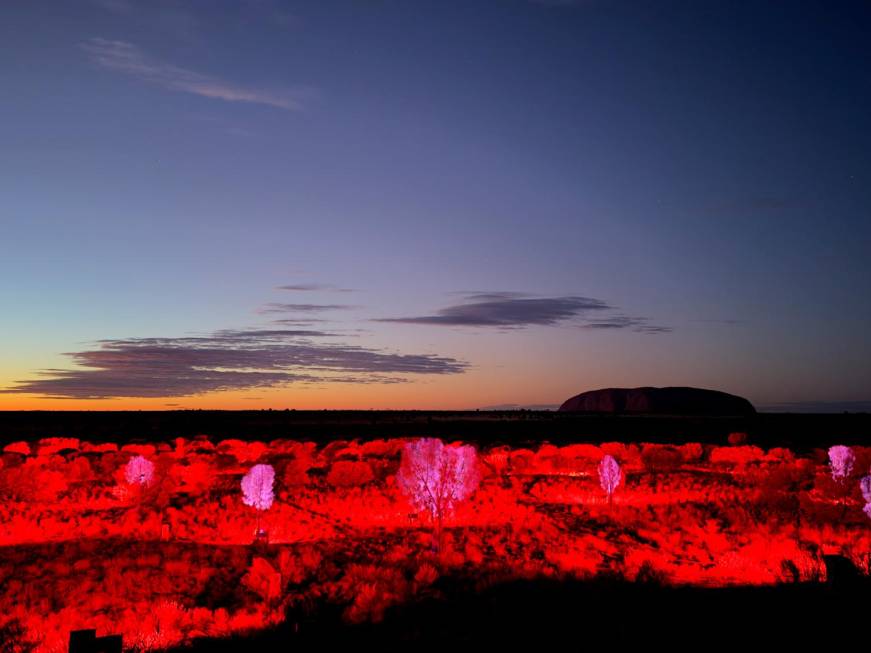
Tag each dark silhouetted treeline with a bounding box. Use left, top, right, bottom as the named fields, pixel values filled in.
left=1, top=410, right=870, bottom=451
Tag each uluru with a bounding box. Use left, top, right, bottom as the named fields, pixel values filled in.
left=558, top=386, right=756, bottom=415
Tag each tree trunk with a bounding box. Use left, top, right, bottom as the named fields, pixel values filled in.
left=432, top=512, right=443, bottom=553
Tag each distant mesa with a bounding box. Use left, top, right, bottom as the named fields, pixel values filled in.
left=558, top=386, right=756, bottom=415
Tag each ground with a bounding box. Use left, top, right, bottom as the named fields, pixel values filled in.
left=1, top=417, right=870, bottom=652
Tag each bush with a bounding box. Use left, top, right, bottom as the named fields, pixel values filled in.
left=641, top=444, right=683, bottom=473
left=728, top=432, right=749, bottom=446
left=327, top=460, right=375, bottom=487
left=710, top=446, right=766, bottom=466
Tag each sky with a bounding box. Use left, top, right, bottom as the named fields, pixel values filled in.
left=1, top=0, right=870, bottom=411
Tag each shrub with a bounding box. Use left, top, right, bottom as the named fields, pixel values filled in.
left=327, top=460, right=375, bottom=487
left=641, top=444, right=683, bottom=473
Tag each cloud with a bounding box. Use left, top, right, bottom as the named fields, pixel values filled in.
left=377, top=293, right=610, bottom=328
left=2, top=330, right=466, bottom=399
left=582, top=316, right=673, bottom=334
left=81, top=38, right=312, bottom=110
left=257, top=303, right=357, bottom=314
left=270, top=318, right=327, bottom=326
left=377, top=292, right=672, bottom=333
left=277, top=284, right=356, bottom=293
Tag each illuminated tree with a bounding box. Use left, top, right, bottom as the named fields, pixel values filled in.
left=242, top=463, right=275, bottom=510
left=397, top=438, right=481, bottom=551
left=861, top=474, right=871, bottom=503
left=242, top=463, right=275, bottom=540
left=828, top=445, right=854, bottom=481
left=598, top=454, right=622, bottom=506
left=861, top=474, right=871, bottom=520
left=124, top=455, right=155, bottom=487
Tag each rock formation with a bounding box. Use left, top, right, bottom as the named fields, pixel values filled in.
left=558, top=387, right=755, bottom=415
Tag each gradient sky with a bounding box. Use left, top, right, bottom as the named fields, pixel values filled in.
left=1, top=0, right=870, bottom=411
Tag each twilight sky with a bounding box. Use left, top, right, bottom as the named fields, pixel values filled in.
left=1, top=0, right=870, bottom=411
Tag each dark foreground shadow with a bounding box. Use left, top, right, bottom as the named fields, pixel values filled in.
left=168, top=566, right=870, bottom=652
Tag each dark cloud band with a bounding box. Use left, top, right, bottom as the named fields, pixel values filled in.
left=377, top=293, right=610, bottom=327
left=2, top=330, right=466, bottom=399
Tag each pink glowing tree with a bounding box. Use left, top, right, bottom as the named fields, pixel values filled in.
left=124, top=455, right=155, bottom=487
left=397, top=438, right=481, bottom=551
left=861, top=474, right=871, bottom=503
left=241, top=464, right=275, bottom=540
left=598, top=454, right=622, bottom=506
left=828, top=445, right=855, bottom=482
left=861, top=474, right=871, bottom=520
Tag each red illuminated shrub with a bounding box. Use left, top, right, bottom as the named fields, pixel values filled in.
left=169, top=459, right=215, bottom=495
left=35, top=438, right=80, bottom=457
left=679, top=442, right=704, bottom=463
left=327, top=460, right=375, bottom=487
left=709, top=446, right=765, bottom=466
left=1, top=458, right=69, bottom=502
left=242, top=557, right=282, bottom=601
left=122, top=444, right=157, bottom=459
left=413, top=562, right=439, bottom=588
left=339, top=564, right=410, bottom=623
left=360, top=439, right=404, bottom=458
left=508, top=448, right=535, bottom=472
left=217, top=439, right=267, bottom=464
left=279, top=444, right=316, bottom=487
left=0, top=618, right=35, bottom=653
left=481, top=447, right=511, bottom=479
left=641, top=444, right=683, bottom=474
left=728, top=432, right=749, bottom=446
left=2, top=442, right=31, bottom=456
left=766, top=447, right=795, bottom=463
left=561, top=444, right=604, bottom=462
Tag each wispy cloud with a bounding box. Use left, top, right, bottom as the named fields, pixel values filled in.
left=376, top=292, right=610, bottom=328
left=277, top=283, right=357, bottom=293
left=377, top=292, right=671, bottom=333
left=582, top=315, right=673, bottom=334
left=258, top=303, right=357, bottom=314
left=81, top=38, right=312, bottom=110
left=270, top=318, right=327, bottom=326
left=1, top=329, right=466, bottom=399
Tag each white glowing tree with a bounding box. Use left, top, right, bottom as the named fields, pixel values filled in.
left=124, top=455, right=155, bottom=487
left=598, top=454, right=622, bottom=505
left=828, top=445, right=855, bottom=482
left=241, top=463, right=275, bottom=539
left=861, top=474, right=871, bottom=520
left=397, top=438, right=481, bottom=551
